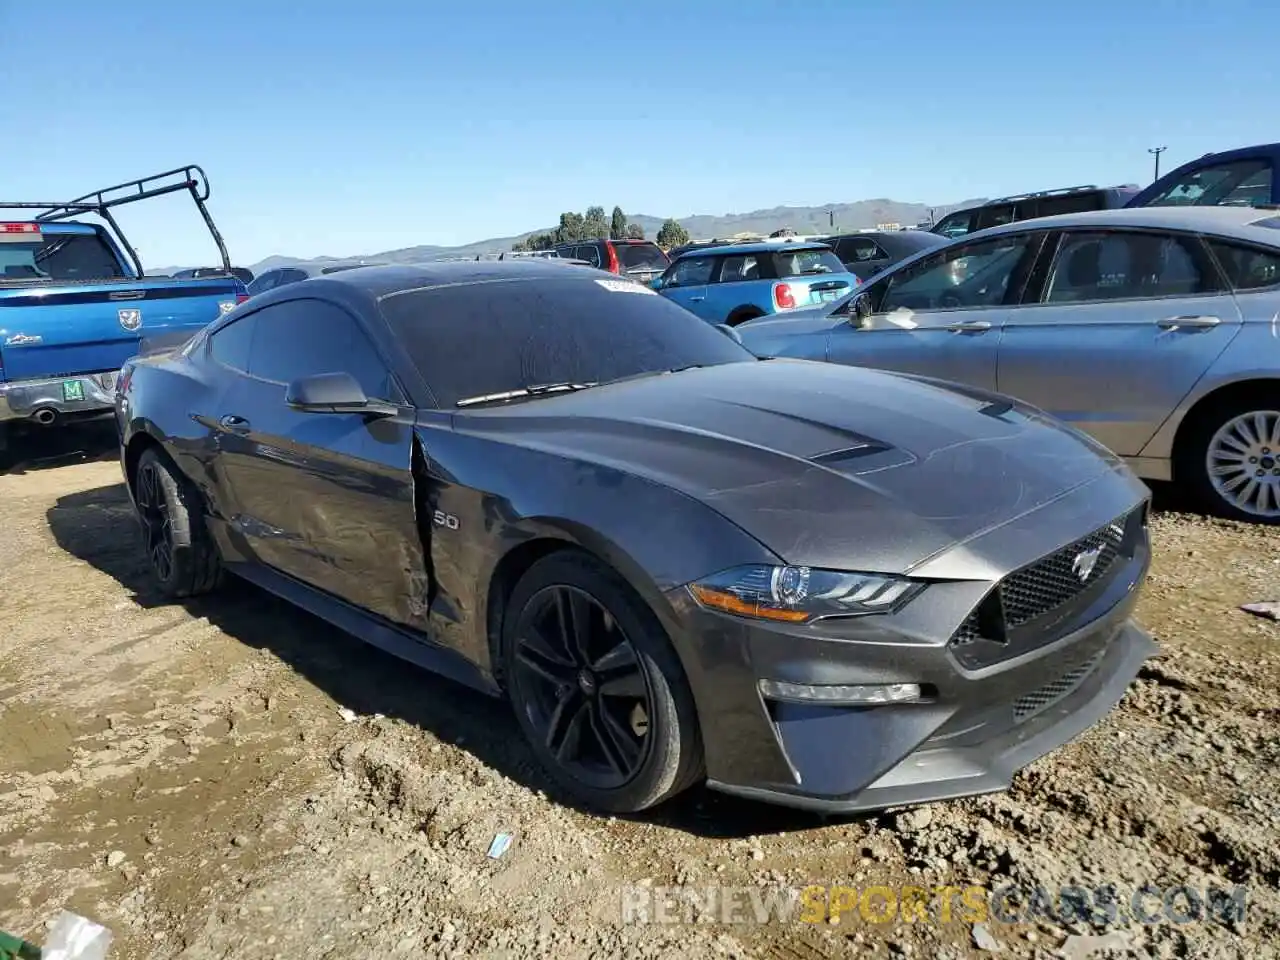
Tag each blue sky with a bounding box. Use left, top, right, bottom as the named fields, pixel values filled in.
left=0, top=0, right=1273, bottom=267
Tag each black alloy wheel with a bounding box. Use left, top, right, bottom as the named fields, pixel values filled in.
left=136, top=456, right=175, bottom=583
left=502, top=551, right=703, bottom=813
left=131, top=447, right=222, bottom=598
left=512, top=584, right=653, bottom=790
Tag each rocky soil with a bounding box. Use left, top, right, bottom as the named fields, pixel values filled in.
left=1, top=427, right=1277, bottom=959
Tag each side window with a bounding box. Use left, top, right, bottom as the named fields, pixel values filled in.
left=933, top=211, right=973, bottom=239
left=667, top=256, right=715, bottom=287
left=277, top=268, right=308, bottom=286
left=1207, top=240, right=1280, bottom=291
left=1146, top=160, right=1273, bottom=208
left=579, top=244, right=602, bottom=268
left=716, top=254, right=761, bottom=283
left=247, top=299, right=398, bottom=400
left=974, top=204, right=1017, bottom=231
left=246, top=270, right=279, bottom=297
left=208, top=316, right=255, bottom=372
left=878, top=235, right=1034, bottom=313
left=1043, top=232, right=1210, bottom=303
left=1037, top=192, right=1105, bottom=217
left=837, top=237, right=887, bottom=262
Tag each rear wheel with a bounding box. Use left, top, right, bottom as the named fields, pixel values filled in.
left=1180, top=401, right=1280, bottom=523
left=134, top=447, right=223, bottom=596
left=501, top=551, right=703, bottom=813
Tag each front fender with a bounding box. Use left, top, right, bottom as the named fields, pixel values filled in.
left=417, top=423, right=781, bottom=692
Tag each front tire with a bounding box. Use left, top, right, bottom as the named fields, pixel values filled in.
left=1180, top=401, right=1280, bottom=523
left=133, top=447, right=223, bottom=597
left=501, top=550, right=703, bottom=813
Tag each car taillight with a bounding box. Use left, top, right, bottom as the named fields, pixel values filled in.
left=236, top=294, right=249, bottom=304
left=774, top=283, right=796, bottom=309
left=605, top=243, right=620, bottom=274
left=118, top=367, right=133, bottom=395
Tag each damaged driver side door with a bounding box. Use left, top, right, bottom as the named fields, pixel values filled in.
left=213, top=297, right=432, bottom=629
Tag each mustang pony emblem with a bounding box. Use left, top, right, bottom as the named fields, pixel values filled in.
left=1071, top=544, right=1104, bottom=582
left=118, top=308, right=142, bottom=331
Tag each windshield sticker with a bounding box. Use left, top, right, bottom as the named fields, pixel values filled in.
left=595, top=278, right=656, bottom=295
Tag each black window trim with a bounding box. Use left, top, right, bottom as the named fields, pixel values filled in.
left=1015, top=227, right=1231, bottom=310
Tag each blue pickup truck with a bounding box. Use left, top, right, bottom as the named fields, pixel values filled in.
left=0, top=166, right=246, bottom=445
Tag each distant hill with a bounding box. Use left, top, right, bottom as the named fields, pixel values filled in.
left=155, top=197, right=984, bottom=275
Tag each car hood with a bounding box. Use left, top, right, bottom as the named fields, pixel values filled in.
left=451, top=359, right=1131, bottom=573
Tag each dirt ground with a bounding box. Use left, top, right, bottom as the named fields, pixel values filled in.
left=1, top=426, right=1277, bottom=960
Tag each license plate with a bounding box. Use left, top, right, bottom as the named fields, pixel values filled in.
left=816, top=289, right=840, bottom=302
left=61, top=379, right=85, bottom=402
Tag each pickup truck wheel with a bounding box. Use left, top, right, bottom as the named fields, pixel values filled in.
left=134, top=447, right=222, bottom=597
left=1180, top=400, right=1280, bottom=524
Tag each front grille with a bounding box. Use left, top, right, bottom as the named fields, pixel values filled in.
left=951, top=508, right=1141, bottom=650
left=1012, top=648, right=1106, bottom=723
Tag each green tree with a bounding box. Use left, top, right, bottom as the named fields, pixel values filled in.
left=624, top=222, right=645, bottom=240
left=656, top=218, right=689, bottom=250
left=554, top=212, right=585, bottom=244
left=583, top=205, right=610, bottom=239
left=610, top=206, right=627, bottom=240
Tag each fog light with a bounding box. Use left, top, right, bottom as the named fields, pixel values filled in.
left=759, top=679, right=925, bottom=706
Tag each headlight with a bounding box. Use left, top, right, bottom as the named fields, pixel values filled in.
left=688, top=564, right=925, bottom=623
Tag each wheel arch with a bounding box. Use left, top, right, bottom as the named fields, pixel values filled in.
left=482, top=520, right=683, bottom=693
left=1170, top=377, right=1280, bottom=482
left=726, top=305, right=766, bottom=326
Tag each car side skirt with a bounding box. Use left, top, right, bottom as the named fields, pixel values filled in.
left=226, top=559, right=501, bottom=698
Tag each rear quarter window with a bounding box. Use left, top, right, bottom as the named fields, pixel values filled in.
left=1208, top=240, right=1280, bottom=290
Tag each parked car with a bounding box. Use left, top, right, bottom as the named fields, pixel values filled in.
left=173, top=266, right=255, bottom=285
left=0, top=165, right=247, bottom=436
left=552, top=238, right=670, bottom=285
left=246, top=261, right=385, bottom=297
left=738, top=206, right=1280, bottom=523
left=654, top=240, right=861, bottom=326
left=817, top=229, right=949, bottom=281
left=1127, top=142, right=1278, bottom=209
left=115, top=257, right=1154, bottom=814
left=931, top=185, right=1141, bottom=240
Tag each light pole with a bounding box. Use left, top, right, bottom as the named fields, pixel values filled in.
left=1148, top=146, right=1167, bottom=181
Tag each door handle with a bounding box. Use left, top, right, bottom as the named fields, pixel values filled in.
left=689, top=296, right=705, bottom=302
left=1156, top=315, right=1221, bottom=331
left=942, top=321, right=991, bottom=334
left=218, top=414, right=251, bottom=433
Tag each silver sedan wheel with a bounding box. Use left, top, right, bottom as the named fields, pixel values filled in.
left=1206, top=410, right=1280, bottom=519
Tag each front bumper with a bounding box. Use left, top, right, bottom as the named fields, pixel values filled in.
left=0, top=371, right=119, bottom=424
left=667, top=482, right=1155, bottom=813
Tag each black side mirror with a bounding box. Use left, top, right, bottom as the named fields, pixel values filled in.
left=850, top=293, right=874, bottom=328
left=715, top=324, right=744, bottom=344
left=286, top=372, right=397, bottom=417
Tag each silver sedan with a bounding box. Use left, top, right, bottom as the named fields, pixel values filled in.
left=738, top=206, right=1280, bottom=523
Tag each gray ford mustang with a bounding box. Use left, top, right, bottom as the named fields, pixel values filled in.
left=114, top=258, right=1156, bottom=814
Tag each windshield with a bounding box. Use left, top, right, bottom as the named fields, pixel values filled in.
left=0, top=232, right=127, bottom=282
left=615, top=243, right=669, bottom=271
left=379, top=275, right=754, bottom=407
left=772, top=248, right=846, bottom=277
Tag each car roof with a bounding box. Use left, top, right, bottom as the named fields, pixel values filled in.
left=283, top=258, right=608, bottom=300
left=967, top=205, right=1280, bottom=245
left=676, top=239, right=831, bottom=259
